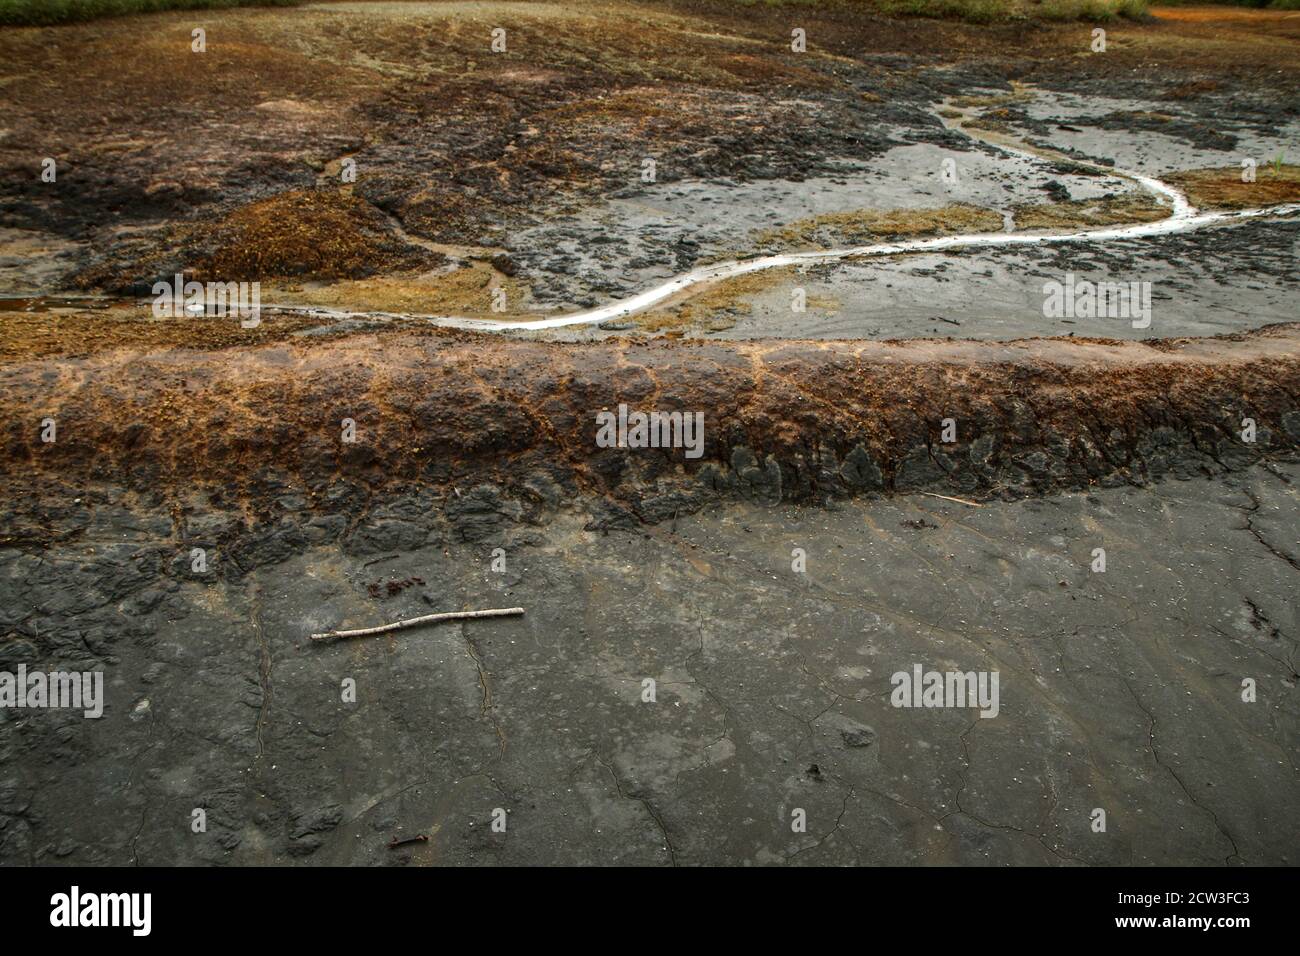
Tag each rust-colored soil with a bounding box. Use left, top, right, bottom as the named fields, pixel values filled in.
left=1167, top=164, right=1300, bottom=210
left=189, top=190, right=441, bottom=281
left=3, top=323, right=1296, bottom=512
left=0, top=306, right=338, bottom=363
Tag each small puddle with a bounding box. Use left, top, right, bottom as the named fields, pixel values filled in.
left=0, top=295, right=128, bottom=313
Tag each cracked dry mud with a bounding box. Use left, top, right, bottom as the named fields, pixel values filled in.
left=0, top=1, right=1298, bottom=866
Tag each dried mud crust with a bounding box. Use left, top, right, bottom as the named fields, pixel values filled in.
left=3, top=325, right=1297, bottom=534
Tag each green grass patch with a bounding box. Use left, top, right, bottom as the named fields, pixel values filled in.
left=1154, top=0, right=1300, bottom=8
left=874, top=0, right=1148, bottom=22
left=713, top=0, right=1150, bottom=22
left=0, top=0, right=303, bottom=27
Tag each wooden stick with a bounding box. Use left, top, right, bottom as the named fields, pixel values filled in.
left=311, top=607, right=524, bottom=642
left=387, top=834, right=429, bottom=849
left=921, top=492, right=983, bottom=508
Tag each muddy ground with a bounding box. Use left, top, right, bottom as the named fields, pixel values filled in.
left=1, top=462, right=1296, bottom=865
left=0, top=2, right=1297, bottom=866
left=3, top=2, right=1300, bottom=327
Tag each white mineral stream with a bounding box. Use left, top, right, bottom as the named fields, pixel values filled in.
left=262, top=102, right=1300, bottom=333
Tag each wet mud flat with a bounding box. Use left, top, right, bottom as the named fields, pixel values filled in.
left=664, top=216, right=1300, bottom=342
left=507, top=86, right=1300, bottom=331
left=0, top=459, right=1295, bottom=865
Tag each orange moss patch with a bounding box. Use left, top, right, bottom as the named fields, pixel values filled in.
left=962, top=116, right=1014, bottom=133
left=637, top=268, right=790, bottom=334
left=757, top=204, right=1003, bottom=251
left=0, top=306, right=329, bottom=363
left=267, top=263, right=532, bottom=318
left=1013, top=194, right=1169, bottom=230
left=637, top=266, right=840, bottom=334
left=1165, top=164, right=1300, bottom=210
left=193, top=191, right=439, bottom=282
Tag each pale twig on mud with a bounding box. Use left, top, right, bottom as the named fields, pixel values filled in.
left=310, top=607, right=524, bottom=642
left=921, top=492, right=984, bottom=508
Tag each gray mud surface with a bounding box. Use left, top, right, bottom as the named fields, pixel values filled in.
left=531, top=87, right=1300, bottom=341
left=1, top=465, right=1295, bottom=865
left=690, top=217, right=1300, bottom=342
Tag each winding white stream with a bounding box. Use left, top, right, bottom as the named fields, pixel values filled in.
left=267, top=108, right=1300, bottom=333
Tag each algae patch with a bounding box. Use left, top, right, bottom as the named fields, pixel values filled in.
left=1012, top=194, right=1169, bottom=230
left=755, top=204, right=1004, bottom=253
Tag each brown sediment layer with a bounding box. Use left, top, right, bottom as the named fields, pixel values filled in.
left=2, top=325, right=1297, bottom=524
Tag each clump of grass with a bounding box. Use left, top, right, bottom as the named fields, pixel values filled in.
left=874, top=0, right=1148, bottom=23
left=0, top=0, right=302, bottom=27
left=638, top=267, right=818, bottom=334
left=1165, top=164, right=1300, bottom=210
left=963, top=116, right=1014, bottom=133
left=191, top=190, right=439, bottom=283
left=1155, top=0, right=1300, bottom=9
left=874, top=0, right=1009, bottom=23
left=1012, top=194, right=1169, bottom=230
left=265, top=264, right=534, bottom=319
left=757, top=204, right=1004, bottom=252
left=1162, top=80, right=1221, bottom=100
